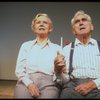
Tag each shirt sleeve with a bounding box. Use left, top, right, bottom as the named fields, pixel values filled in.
left=93, top=78, right=100, bottom=89
left=15, top=42, right=32, bottom=87
left=62, top=46, right=70, bottom=80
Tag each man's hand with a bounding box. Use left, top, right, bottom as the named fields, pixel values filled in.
left=28, top=83, right=40, bottom=97
left=74, top=81, right=96, bottom=95
left=54, top=51, right=66, bottom=75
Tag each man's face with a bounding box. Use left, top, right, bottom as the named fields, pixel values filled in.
left=32, top=16, right=52, bottom=37
left=72, top=15, right=94, bottom=36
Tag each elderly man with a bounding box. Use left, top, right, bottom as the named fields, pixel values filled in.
left=54, top=10, right=100, bottom=99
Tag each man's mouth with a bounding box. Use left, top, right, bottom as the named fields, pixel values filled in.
left=80, top=27, right=86, bottom=30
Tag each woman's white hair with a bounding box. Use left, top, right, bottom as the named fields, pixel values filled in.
left=71, top=10, right=92, bottom=26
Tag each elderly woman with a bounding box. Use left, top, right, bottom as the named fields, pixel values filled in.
left=14, top=13, right=62, bottom=99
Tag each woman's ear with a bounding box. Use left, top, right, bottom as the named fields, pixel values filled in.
left=91, top=24, right=94, bottom=31
left=31, top=25, right=35, bottom=33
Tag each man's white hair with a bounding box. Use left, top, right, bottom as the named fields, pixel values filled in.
left=71, top=10, right=92, bottom=25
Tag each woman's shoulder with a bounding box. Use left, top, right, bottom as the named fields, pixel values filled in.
left=20, top=40, right=35, bottom=48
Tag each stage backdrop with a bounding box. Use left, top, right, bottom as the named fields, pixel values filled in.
left=0, top=2, right=100, bottom=80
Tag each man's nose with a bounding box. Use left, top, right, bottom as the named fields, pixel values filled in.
left=40, top=21, right=44, bottom=25
left=79, top=20, right=83, bottom=26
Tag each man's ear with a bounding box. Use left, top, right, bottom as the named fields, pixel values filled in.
left=72, top=27, right=76, bottom=35
left=49, top=27, right=53, bottom=33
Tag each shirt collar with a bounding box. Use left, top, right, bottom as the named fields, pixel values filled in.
left=32, top=38, right=51, bottom=48
left=75, top=38, right=95, bottom=46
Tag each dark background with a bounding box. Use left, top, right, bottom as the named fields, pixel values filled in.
left=0, top=2, right=100, bottom=80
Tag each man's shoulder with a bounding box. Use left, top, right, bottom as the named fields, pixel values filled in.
left=91, top=38, right=100, bottom=46
left=63, top=42, right=72, bottom=48
left=62, top=43, right=72, bottom=53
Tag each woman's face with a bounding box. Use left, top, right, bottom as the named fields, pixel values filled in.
left=32, top=16, right=52, bottom=37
